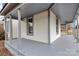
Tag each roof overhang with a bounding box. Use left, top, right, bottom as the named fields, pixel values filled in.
left=1, top=3, right=78, bottom=24
left=0, top=3, right=20, bottom=16
left=4, top=3, right=53, bottom=19
left=51, top=3, right=79, bottom=24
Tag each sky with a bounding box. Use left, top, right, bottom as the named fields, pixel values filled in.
left=0, top=3, right=2, bottom=11
left=0, top=3, right=4, bottom=21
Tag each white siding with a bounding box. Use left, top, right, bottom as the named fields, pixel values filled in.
left=21, top=18, right=27, bottom=38
left=5, top=10, right=61, bottom=44
left=4, top=19, right=18, bottom=38
left=21, top=11, right=49, bottom=43
left=50, top=10, right=61, bottom=43
left=12, top=20, right=18, bottom=38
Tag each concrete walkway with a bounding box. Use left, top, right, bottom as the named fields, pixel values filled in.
left=0, top=40, right=12, bottom=56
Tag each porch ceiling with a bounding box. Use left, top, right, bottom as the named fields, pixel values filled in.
left=51, top=3, right=79, bottom=24
left=11, top=3, right=79, bottom=24
left=11, top=3, right=52, bottom=19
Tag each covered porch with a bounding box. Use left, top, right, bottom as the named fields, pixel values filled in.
left=2, top=3, right=79, bottom=55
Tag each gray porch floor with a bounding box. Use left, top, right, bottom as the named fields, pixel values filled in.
left=5, top=35, right=79, bottom=56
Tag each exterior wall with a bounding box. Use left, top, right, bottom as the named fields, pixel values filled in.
left=5, top=19, right=18, bottom=38
left=21, top=11, right=49, bottom=43
left=12, top=20, right=18, bottom=38
left=50, top=10, right=61, bottom=43
left=21, top=18, right=26, bottom=38
left=12, top=10, right=61, bottom=44
left=5, top=10, right=61, bottom=44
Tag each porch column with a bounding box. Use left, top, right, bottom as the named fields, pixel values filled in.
left=65, top=24, right=67, bottom=35
left=9, top=15, right=13, bottom=43
left=17, top=8, right=21, bottom=50
left=4, top=17, right=7, bottom=42
left=77, top=18, right=79, bottom=42
left=65, top=24, right=66, bottom=34
left=17, top=8, right=21, bottom=40
left=73, top=19, right=76, bottom=38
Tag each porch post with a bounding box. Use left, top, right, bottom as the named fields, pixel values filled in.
left=17, top=8, right=21, bottom=50
left=65, top=24, right=66, bottom=34
left=77, top=17, right=79, bottom=42
left=17, top=8, right=21, bottom=40
left=4, top=17, right=7, bottom=42
left=9, top=15, right=13, bottom=43
left=73, top=19, right=76, bottom=38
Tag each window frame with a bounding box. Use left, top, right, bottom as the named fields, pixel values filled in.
left=27, top=16, right=34, bottom=36
left=56, top=18, right=59, bottom=35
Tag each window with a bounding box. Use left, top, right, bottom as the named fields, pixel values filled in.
left=27, top=17, right=33, bottom=35
left=6, top=21, right=10, bottom=33
left=56, top=18, right=59, bottom=34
